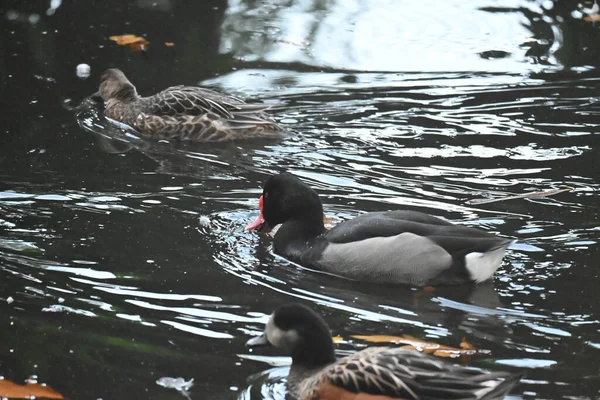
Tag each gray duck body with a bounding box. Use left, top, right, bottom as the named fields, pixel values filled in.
left=99, top=68, right=286, bottom=141
left=247, top=173, right=516, bottom=286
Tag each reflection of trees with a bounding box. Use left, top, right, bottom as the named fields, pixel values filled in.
left=486, top=1, right=600, bottom=69
left=539, top=0, right=600, bottom=68
left=220, top=0, right=332, bottom=63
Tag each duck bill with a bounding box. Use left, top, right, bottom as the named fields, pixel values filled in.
left=246, top=333, right=271, bottom=348
left=245, top=211, right=271, bottom=233
left=245, top=195, right=272, bottom=233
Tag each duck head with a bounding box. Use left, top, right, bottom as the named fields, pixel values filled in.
left=245, top=173, right=324, bottom=234
left=99, top=68, right=138, bottom=102
left=246, top=303, right=335, bottom=366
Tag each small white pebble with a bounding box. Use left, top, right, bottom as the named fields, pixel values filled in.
left=6, top=296, right=14, bottom=304
left=58, top=297, right=65, bottom=303
left=6, top=10, right=19, bottom=21
left=76, top=63, right=91, bottom=79
left=198, top=215, right=211, bottom=228
left=28, top=14, right=40, bottom=24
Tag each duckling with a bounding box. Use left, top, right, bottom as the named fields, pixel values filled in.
left=246, top=303, right=523, bottom=399
left=98, top=68, right=286, bottom=141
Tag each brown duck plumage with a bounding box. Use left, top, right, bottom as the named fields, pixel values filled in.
left=98, top=68, right=286, bottom=141
left=246, top=304, right=523, bottom=400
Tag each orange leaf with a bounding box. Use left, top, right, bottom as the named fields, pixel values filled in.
left=584, top=14, right=600, bottom=21
left=165, top=42, right=175, bottom=47
left=351, top=334, right=478, bottom=359
left=0, top=379, right=64, bottom=399
left=351, top=335, right=408, bottom=344
left=460, top=337, right=476, bottom=350
left=109, top=34, right=150, bottom=52
left=332, top=335, right=344, bottom=343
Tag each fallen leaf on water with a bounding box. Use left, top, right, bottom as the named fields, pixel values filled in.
left=109, top=34, right=150, bottom=52
left=156, top=377, right=194, bottom=392
left=323, top=214, right=337, bottom=230
left=350, top=334, right=479, bottom=358
left=467, top=187, right=572, bottom=205
left=332, top=335, right=345, bottom=343
left=165, top=42, right=175, bottom=47
left=460, top=337, right=476, bottom=350
left=584, top=14, right=600, bottom=21
left=0, top=378, right=63, bottom=399
left=276, top=39, right=310, bottom=47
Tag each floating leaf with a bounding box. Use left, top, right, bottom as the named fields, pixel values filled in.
left=0, top=378, right=64, bottom=399
left=323, top=214, right=337, bottom=230
left=109, top=34, right=150, bottom=52
left=165, top=42, right=175, bottom=47
left=277, top=39, right=310, bottom=47
left=332, top=335, right=345, bottom=343
left=584, top=14, right=600, bottom=21
left=350, top=334, right=479, bottom=359
left=467, top=188, right=572, bottom=205
left=460, top=337, right=476, bottom=350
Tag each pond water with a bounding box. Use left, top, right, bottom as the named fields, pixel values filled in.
left=1, top=0, right=599, bottom=399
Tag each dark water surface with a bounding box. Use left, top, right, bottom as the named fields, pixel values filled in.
left=1, top=1, right=599, bottom=399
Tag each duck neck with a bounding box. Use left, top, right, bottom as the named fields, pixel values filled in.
left=273, top=213, right=326, bottom=256
left=291, top=336, right=335, bottom=369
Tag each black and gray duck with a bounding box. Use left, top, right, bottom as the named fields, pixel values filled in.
left=246, top=173, right=516, bottom=286
left=98, top=68, right=286, bottom=141
left=246, top=303, right=523, bottom=400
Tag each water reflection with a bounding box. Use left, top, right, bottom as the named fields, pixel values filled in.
left=1, top=0, right=600, bottom=399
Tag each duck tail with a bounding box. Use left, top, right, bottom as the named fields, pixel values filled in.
left=490, top=238, right=517, bottom=252
left=480, top=372, right=524, bottom=399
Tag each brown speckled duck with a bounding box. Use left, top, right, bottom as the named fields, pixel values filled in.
left=246, top=303, right=523, bottom=400
left=98, top=68, right=286, bottom=141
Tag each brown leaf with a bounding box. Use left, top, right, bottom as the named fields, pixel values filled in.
left=351, top=334, right=478, bottom=359
left=351, top=335, right=408, bottom=344
left=109, top=34, right=150, bottom=52
left=0, top=379, right=64, bottom=399
left=460, top=337, right=476, bottom=350
left=584, top=14, right=600, bottom=21
left=323, top=214, right=337, bottom=230
left=165, top=42, right=175, bottom=47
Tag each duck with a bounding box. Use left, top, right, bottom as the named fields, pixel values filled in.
left=246, top=173, right=515, bottom=286
left=246, top=303, right=523, bottom=399
left=97, top=68, right=286, bottom=141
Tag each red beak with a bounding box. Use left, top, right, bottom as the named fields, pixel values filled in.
left=245, top=195, right=272, bottom=233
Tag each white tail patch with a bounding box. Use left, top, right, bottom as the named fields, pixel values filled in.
left=464, top=241, right=514, bottom=283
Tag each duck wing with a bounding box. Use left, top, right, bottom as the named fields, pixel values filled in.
left=310, top=211, right=513, bottom=285
left=144, top=86, right=275, bottom=120
left=326, top=210, right=510, bottom=255
left=321, top=347, right=522, bottom=400
left=133, top=112, right=284, bottom=142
